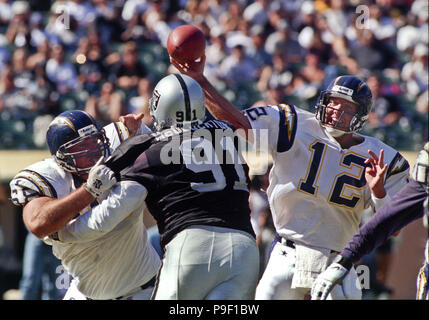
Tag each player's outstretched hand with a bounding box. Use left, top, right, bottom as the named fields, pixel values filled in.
left=84, top=157, right=117, bottom=198
left=170, top=54, right=206, bottom=81
left=311, top=257, right=350, bottom=300
left=365, top=149, right=388, bottom=198
left=120, top=112, right=144, bottom=136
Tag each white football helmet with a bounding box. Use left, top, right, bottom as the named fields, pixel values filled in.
left=149, top=74, right=206, bottom=131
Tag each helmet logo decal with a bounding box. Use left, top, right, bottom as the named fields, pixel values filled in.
left=48, top=116, right=75, bottom=131
left=77, top=124, right=98, bottom=137
left=151, top=90, right=161, bottom=111
left=332, top=85, right=353, bottom=96
left=357, top=81, right=367, bottom=92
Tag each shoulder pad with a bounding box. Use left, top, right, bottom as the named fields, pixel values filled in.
left=9, top=159, right=73, bottom=206
left=104, top=122, right=131, bottom=152
left=386, top=152, right=410, bottom=180
left=11, top=169, right=58, bottom=198
left=244, top=104, right=298, bottom=153
left=245, top=106, right=269, bottom=121
left=10, top=168, right=58, bottom=206
left=276, top=104, right=298, bottom=152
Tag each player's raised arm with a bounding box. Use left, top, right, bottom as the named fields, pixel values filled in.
left=170, top=55, right=252, bottom=135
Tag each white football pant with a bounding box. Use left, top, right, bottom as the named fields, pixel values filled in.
left=153, top=225, right=259, bottom=300
left=256, top=241, right=361, bottom=300
left=63, top=278, right=154, bottom=300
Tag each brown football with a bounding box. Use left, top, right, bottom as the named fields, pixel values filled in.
left=167, top=25, right=206, bottom=63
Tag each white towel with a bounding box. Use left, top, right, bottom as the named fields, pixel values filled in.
left=291, top=244, right=330, bottom=289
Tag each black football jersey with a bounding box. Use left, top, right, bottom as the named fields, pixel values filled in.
left=106, top=120, right=255, bottom=248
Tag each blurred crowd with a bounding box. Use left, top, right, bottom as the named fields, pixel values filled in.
left=0, top=0, right=427, bottom=300
left=0, top=0, right=427, bottom=150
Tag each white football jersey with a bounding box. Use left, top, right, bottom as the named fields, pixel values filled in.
left=10, top=122, right=160, bottom=299
left=245, top=105, right=410, bottom=252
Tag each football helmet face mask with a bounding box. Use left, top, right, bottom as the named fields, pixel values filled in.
left=46, top=110, right=109, bottom=179
left=316, top=75, right=372, bottom=135
left=149, top=74, right=206, bottom=131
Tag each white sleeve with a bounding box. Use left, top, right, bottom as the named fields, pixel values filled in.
left=369, top=151, right=410, bottom=211
left=384, top=152, right=410, bottom=197
left=244, top=104, right=298, bottom=155
left=57, top=181, right=147, bottom=243
left=104, top=121, right=153, bottom=152
left=370, top=193, right=391, bottom=211
left=9, top=159, right=69, bottom=206
left=103, top=122, right=131, bottom=152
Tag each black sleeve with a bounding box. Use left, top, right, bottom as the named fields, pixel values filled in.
left=105, top=133, right=154, bottom=180
left=341, top=179, right=427, bottom=263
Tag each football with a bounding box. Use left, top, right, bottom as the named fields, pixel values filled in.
left=167, top=25, right=206, bottom=63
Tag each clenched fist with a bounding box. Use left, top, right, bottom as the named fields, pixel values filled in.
left=83, top=157, right=117, bottom=198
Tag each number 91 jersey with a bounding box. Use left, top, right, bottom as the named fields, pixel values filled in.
left=105, top=119, right=255, bottom=249
left=245, top=104, right=409, bottom=252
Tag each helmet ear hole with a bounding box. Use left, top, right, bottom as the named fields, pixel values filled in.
left=315, top=104, right=325, bottom=123
left=350, top=115, right=360, bottom=132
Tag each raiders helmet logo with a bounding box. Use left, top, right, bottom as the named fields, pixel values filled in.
left=150, top=90, right=161, bottom=112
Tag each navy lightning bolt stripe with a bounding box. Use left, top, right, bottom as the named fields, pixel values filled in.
left=277, top=104, right=298, bottom=153
left=386, top=152, right=410, bottom=180
left=16, top=169, right=58, bottom=198
left=113, top=122, right=128, bottom=143
left=14, top=176, right=43, bottom=195
left=113, top=122, right=124, bottom=143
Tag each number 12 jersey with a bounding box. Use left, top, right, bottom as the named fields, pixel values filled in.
left=245, top=104, right=409, bottom=252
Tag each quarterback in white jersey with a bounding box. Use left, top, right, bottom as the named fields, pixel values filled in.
left=171, top=56, right=409, bottom=300
left=10, top=110, right=161, bottom=300
left=246, top=103, right=409, bottom=252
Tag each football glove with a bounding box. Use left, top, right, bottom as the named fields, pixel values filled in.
left=311, top=255, right=352, bottom=300
left=83, top=157, right=117, bottom=198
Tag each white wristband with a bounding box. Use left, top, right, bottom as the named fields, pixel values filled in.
left=83, top=182, right=99, bottom=198
left=371, top=193, right=391, bottom=211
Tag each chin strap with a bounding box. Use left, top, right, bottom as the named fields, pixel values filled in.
left=323, top=126, right=346, bottom=138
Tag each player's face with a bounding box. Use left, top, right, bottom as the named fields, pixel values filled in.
left=324, top=97, right=358, bottom=131
left=68, top=136, right=104, bottom=179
